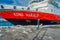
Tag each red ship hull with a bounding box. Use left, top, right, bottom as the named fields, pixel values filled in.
left=0, top=10, right=60, bottom=20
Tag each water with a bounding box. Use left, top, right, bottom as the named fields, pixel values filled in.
left=0, top=17, right=13, bottom=27
left=0, top=21, right=13, bottom=26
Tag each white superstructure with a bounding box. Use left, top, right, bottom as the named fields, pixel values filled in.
left=0, top=5, right=27, bottom=10
left=28, top=0, right=60, bottom=15
left=28, top=0, right=51, bottom=10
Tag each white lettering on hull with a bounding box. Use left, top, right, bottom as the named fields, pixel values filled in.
left=14, top=13, right=39, bottom=17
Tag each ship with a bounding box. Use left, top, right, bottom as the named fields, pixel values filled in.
left=0, top=0, right=60, bottom=26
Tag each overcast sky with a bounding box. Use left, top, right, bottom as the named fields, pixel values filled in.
left=0, top=0, right=60, bottom=7
left=0, top=0, right=30, bottom=6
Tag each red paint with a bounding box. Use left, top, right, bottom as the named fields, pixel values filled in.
left=0, top=12, right=1, bottom=16
left=0, top=10, right=60, bottom=20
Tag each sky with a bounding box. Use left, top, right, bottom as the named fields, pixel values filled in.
left=0, top=0, right=60, bottom=7
left=0, top=0, right=30, bottom=6
left=0, top=0, right=60, bottom=9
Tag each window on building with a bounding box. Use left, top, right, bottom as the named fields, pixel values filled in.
left=1, top=5, right=4, bottom=9
left=30, top=1, right=38, bottom=4
left=36, top=8, right=38, bottom=11
left=22, top=8, right=24, bottom=10
left=39, top=0, right=44, bottom=2
left=51, top=9, right=55, bottom=13
left=51, top=9, right=53, bottom=12
left=14, top=6, right=16, bottom=9
left=27, top=7, right=30, bottom=10
left=30, top=0, right=44, bottom=4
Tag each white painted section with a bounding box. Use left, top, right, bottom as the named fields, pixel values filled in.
left=0, top=6, right=1, bottom=9
left=28, top=1, right=48, bottom=9
left=28, top=0, right=60, bottom=15
left=16, top=6, right=27, bottom=10
left=3, top=5, right=14, bottom=9
left=0, top=5, right=27, bottom=10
